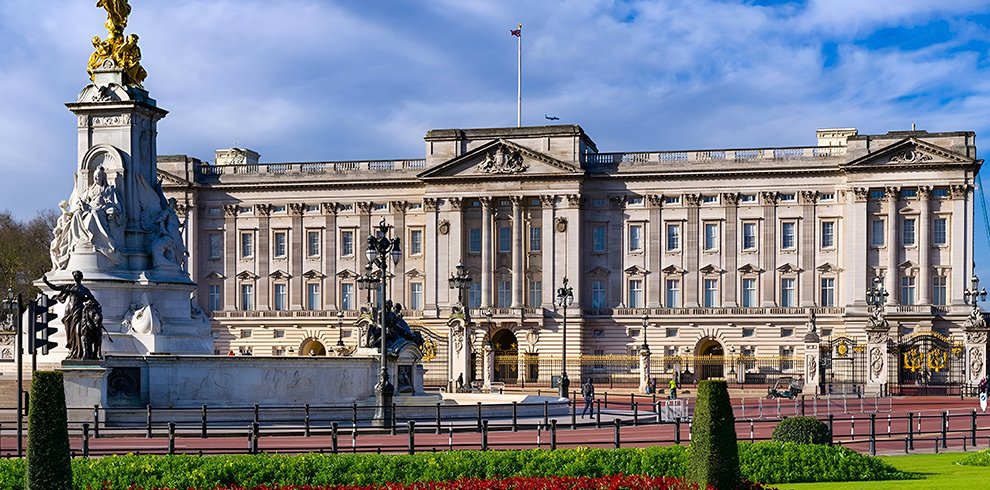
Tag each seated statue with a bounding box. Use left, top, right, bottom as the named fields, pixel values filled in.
left=68, top=166, right=124, bottom=264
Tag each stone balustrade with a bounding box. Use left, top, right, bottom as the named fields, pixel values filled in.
left=197, top=159, right=428, bottom=177
left=584, top=145, right=846, bottom=169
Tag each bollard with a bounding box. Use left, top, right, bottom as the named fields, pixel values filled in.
left=689, top=420, right=693, bottom=441
left=543, top=400, right=550, bottom=429
left=655, top=401, right=661, bottom=423
left=750, top=420, right=755, bottom=443
left=850, top=414, right=855, bottom=440
left=935, top=437, right=939, bottom=454
left=741, top=397, right=746, bottom=419
left=972, top=409, right=978, bottom=446
left=775, top=397, right=781, bottom=419
left=448, top=424, right=453, bottom=451
left=82, top=423, right=90, bottom=458
left=801, top=395, right=806, bottom=416
left=675, top=418, right=681, bottom=444
left=407, top=420, right=416, bottom=455
left=905, top=437, right=910, bottom=454
left=633, top=402, right=639, bottom=426
left=827, top=414, right=834, bottom=445
left=596, top=400, right=602, bottom=429
left=254, top=403, right=260, bottom=424
left=512, top=402, right=518, bottom=432
left=604, top=392, right=608, bottom=408
left=630, top=393, right=635, bottom=407
left=477, top=402, right=483, bottom=433
left=869, top=413, right=876, bottom=456
left=652, top=392, right=657, bottom=408
left=941, top=411, right=948, bottom=449
left=907, top=412, right=914, bottom=450
left=571, top=399, right=577, bottom=430
left=436, top=402, right=442, bottom=435
left=550, top=419, right=557, bottom=450
left=146, top=404, right=153, bottom=439
left=249, top=422, right=259, bottom=454
left=331, top=421, right=339, bottom=454
left=482, top=420, right=489, bottom=451
left=537, top=424, right=542, bottom=448
left=613, top=418, right=621, bottom=448
left=758, top=398, right=763, bottom=419
left=391, top=403, right=398, bottom=436
left=887, top=413, right=891, bottom=436
left=168, top=422, right=176, bottom=455
left=93, top=405, right=100, bottom=439
left=304, top=404, right=311, bottom=438
left=201, top=405, right=208, bottom=439
left=352, top=402, right=358, bottom=427
left=918, top=412, right=922, bottom=433
left=351, top=422, right=357, bottom=453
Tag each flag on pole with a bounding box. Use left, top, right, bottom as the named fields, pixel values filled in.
left=510, top=26, right=521, bottom=37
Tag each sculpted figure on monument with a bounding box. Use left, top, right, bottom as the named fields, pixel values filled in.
left=69, top=166, right=124, bottom=264
left=96, top=0, right=131, bottom=42
left=86, top=36, right=114, bottom=81
left=43, top=271, right=97, bottom=360
left=150, top=197, right=187, bottom=269
left=117, top=34, right=147, bottom=87
left=49, top=200, right=74, bottom=270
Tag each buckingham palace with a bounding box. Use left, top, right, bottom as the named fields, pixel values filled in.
left=159, top=124, right=987, bottom=394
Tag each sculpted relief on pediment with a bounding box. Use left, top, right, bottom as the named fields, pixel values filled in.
left=477, top=146, right=528, bottom=174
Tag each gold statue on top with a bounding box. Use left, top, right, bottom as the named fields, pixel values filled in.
left=87, top=0, right=147, bottom=88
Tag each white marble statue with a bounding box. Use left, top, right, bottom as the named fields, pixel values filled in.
left=150, top=197, right=186, bottom=269
left=68, top=166, right=124, bottom=264
left=50, top=200, right=74, bottom=269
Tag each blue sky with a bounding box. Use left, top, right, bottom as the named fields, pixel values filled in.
left=0, top=0, right=989, bottom=287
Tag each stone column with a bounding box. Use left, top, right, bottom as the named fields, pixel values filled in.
left=480, top=197, right=493, bottom=308
left=222, top=204, right=238, bottom=310
left=965, top=324, right=989, bottom=386
left=322, top=202, right=338, bottom=309
left=540, top=195, right=556, bottom=309
left=647, top=195, right=663, bottom=308
left=918, top=187, right=932, bottom=304
left=950, top=185, right=970, bottom=305
left=639, top=344, right=652, bottom=394
left=289, top=203, right=305, bottom=310
left=684, top=194, right=701, bottom=307
left=482, top=341, right=494, bottom=392
left=803, top=314, right=821, bottom=396
left=800, top=191, right=817, bottom=307
left=722, top=193, right=739, bottom=307
left=448, top=198, right=464, bottom=308
left=390, top=201, right=408, bottom=307
left=562, top=195, right=583, bottom=308
left=884, top=187, right=899, bottom=305
left=424, top=198, right=440, bottom=315
left=761, top=192, right=779, bottom=307
left=447, top=314, right=471, bottom=392
left=256, top=204, right=272, bottom=310
left=511, top=196, right=524, bottom=309
left=865, top=317, right=891, bottom=396
left=847, top=188, right=870, bottom=308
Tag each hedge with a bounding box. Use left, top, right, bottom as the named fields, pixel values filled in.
left=958, top=448, right=990, bottom=466
left=771, top=416, right=831, bottom=445
left=0, top=443, right=913, bottom=489
left=687, top=380, right=740, bottom=489
left=25, top=370, right=73, bottom=490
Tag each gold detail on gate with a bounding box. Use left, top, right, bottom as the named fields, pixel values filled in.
left=927, top=348, right=947, bottom=372
left=420, top=338, right=437, bottom=362
left=903, top=348, right=923, bottom=373
left=837, top=342, right=848, bottom=357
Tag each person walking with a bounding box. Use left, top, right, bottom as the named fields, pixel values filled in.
left=668, top=378, right=678, bottom=400
left=581, top=378, right=595, bottom=418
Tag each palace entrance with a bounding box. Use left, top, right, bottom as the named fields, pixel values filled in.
left=695, top=338, right=724, bottom=381
left=299, top=338, right=326, bottom=356
left=492, top=329, right=519, bottom=384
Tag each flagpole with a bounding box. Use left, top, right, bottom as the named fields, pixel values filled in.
left=517, top=23, right=522, bottom=128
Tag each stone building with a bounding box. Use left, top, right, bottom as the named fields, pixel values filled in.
left=159, top=124, right=987, bottom=394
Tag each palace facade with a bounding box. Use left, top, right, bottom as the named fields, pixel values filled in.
left=159, top=125, right=985, bottom=392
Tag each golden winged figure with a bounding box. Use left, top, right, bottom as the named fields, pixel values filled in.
left=88, top=0, right=146, bottom=87
left=97, top=0, right=131, bottom=42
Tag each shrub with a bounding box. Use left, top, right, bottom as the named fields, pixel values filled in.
left=25, top=370, right=73, bottom=490
left=771, top=416, right=831, bottom=445
left=958, top=448, right=990, bottom=466
left=687, top=380, right=740, bottom=489
left=738, top=442, right=912, bottom=483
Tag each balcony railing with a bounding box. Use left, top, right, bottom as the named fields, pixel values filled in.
left=197, top=159, right=428, bottom=177
left=586, top=306, right=846, bottom=317
left=584, top=145, right=846, bottom=171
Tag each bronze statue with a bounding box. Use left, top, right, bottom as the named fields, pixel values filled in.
left=97, top=0, right=131, bottom=42
left=43, top=271, right=110, bottom=360
left=88, top=0, right=147, bottom=87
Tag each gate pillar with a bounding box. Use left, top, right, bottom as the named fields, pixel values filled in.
left=447, top=308, right=472, bottom=392
left=865, top=324, right=891, bottom=396
left=639, top=345, right=652, bottom=394
left=803, top=312, right=821, bottom=395
left=963, top=308, right=989, bottom=387
left=482, top=341, right=494, bottom=392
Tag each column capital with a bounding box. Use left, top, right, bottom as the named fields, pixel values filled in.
left=852, top=187, right=869, bottom=203
left=509, top=195, right=524, bottom=207
left=539, top=194, right=557, bottom=208
left=321, top=201, right=339, bottom=215
left=423, top=198, right=440, bottom=211
left=884, top=186, right=900, bottom=200
left=917, top=185, right=933, bottom=200
left=647, top=194, right=664, bottom=208
left=760, top=191, right=779, bottom=205
left=356, top=201, right=373, bottom=214
left=173, top=201, right=190, bottom=218
left=256, top=203, right=273, bottom=216
left=950, top=184, right=973, bottom=199
left=609, top=195, right=626, bottom=209
left=222, top=204, right=239, bottom=217
left=800, top=190, right=818, bottom=204
left=288, top=202, right=305, bottom=215
left=720, top=192, right=739, bottom=207
left=448, top=197, right=464, bottom=210
left=684, top=193, right=702, bottom=207
left=479, top=196, right=494, bottom=210
left=390, top=200, right=409, bottom=214
left=564, top=194, right=581, bottom=208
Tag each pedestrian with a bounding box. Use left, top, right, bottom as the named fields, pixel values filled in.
left=581, top=378, right=595, bottom=418
left=648, top=378, right=657, bottom=395
left=668, top=378, right=678, bottom=400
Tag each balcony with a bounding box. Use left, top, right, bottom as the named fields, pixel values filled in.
left=196, top=158, right=428, bottom=182
left=584, top=145, right=846, bottom=173
left=584, top=306, right=846, bottom=317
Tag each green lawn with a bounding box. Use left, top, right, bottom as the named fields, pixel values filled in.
left=777, top=452, right=990, bottom=489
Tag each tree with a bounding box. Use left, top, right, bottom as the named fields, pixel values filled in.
left=687, top=379, right=740, bottom=489
left=25, top=370, right=73, bottom=489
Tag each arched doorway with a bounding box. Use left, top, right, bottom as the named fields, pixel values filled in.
left=300, top=338, right=326, bottom=356
left=695, top=338, right=725, bottom=381
left=492, top=329, right=519, bottom=384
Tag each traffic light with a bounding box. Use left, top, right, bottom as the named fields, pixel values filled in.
left=27, top=294, right=58, bottom=355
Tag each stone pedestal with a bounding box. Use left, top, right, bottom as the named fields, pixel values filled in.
left=447, top=312, right=471, bottom=392
left=482, top=342, right=494, bottom=392
left=865, top=326, right=890, bottom=396
left=61, top=361, right=108, bottom=422
left=803, top=332, right=821, bottom=396
left=964, top=326, right=989, bottom=385
left=639, top=347, right=651, bottom=394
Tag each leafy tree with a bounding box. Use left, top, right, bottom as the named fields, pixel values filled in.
left=0, top=209, right=55, bottom=325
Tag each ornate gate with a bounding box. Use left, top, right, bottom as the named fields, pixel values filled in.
left=891, top=332, right=965, bottom=396
left=820, top=336, right=866, bottom=395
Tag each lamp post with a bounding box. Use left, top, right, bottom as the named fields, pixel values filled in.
left=866, top=276, right=888, bottom=311
left=641, top=313, right=650, bottom=352
left=357, top=263, right=375, bottom=308
left=448, top=262, right=473, bottom=319
left=365, top=218, right=401, bottom=428
left=482, top=306, right=494, bottom=391
left=964, top=273, right=988, bottom=310
left=448, top=262, right=473, bottom=390
left=556, top=277, right=574, bottom=398
left=333, top=309, right=347, bottom=356
left=4, top=289, right=23, bottom=456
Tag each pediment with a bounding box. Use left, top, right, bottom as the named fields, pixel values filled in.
left=699, top=264, right=725, bottom=275
left=236, top=270, right=259, bottom=280
left=777, top=263, right=803, bottom=274
left=303, top=269, right=326, bottom=279
left=842, top=138, right=974, bottom=171
left=205, top=271, right=226, bottom=280
left=587, top=266, right=611, bottom=277
left=816, top=263, right=842, bottom=273
left=405, top=268, right=424, bottom=278
left=624, top=265, right=649, bottom=276
left=418, top=139, right=584, bottom=180
left=270, top=269, right=291, bottom=280
left=661, top=265, right=686, bottom=275
left=898, top=260, right=917, bottom=270
left=157, top=169, right=191, bottom=187
left=738, top=263, right=764, bottom=274
left=336, top=268, right=358, bottom=279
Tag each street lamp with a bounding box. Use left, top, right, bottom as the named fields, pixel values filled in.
left=336, top=309, right=346, bottom=349
left=448, top=262, right=473, bottom=316
left=964, top=273, right=988, bottom=309
left=365, top=218, right=401, bottom=428
left=866, top=276, right=888, bottom=310
left=357, top=263, right=376, bottom=308
left=641, top=313, right=650, bottom=352
left=556, top=277, right=574, bottom=398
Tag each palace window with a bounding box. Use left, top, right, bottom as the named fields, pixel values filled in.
left=591, top=280, right=606, bottom=308
left=240, top=284, right=254, bottom=311
left=780, top=278, right=796, bottom=307
left=529, top=226, right=541, bottom=252
left=666, top=223, right=681, bottom=251
left=902, top=218, right=916, bottom=246
left=702, top=195, right=718, bottom=204
left=468, top=282, right=481, bottom=308
left=901, top=188, right=918, bottom=199
left=628, top=279, right=643, bottom=308
left=497, top=280, right=511, bottom=307
left=340, top=283, right=355, bottom=310
left=871, top=219, right=885, bottom=246
left=933, top=218, right=947, bottom=245
left=274, top=231, right=287, bottom=258
left=703, top=279, right=718, bottom=308
left=209, top=233, right=222, bottom=259
left=497, top=225, right=511, bottom=253
left=528, top=280, right=542, bottom=307
left=932, top=276, right=948, bottom=305
left=781, top=221, right=796, bottom=250
left=740, top=194, right=757, bottom=203
left=819, top=192, right=836, bottom=201
left=341, top=230, right=354, bottom=256
left=592, top=225, right=607, bottom=253
left=820, top=277, right=835, bottom=307
left=240, top=232, right=254, bottom=258
left=665, top=279, right=681, bottom=307
left=307, top=283, right=320, bottom=310
left=821, top=221, right=835, bottom=249
left=592, top=198, right=607, bottom=208
left=469, top=228, right=482, bottom=253
left=208, top=285, right=221, bottom=311
left=741, top=278, right=757, bottom=308
left=779, top=193, right=796, bottom=202
left=629, top=224, right=644, bottom=252
left=410, top=229, right=423, bottom=255
left=901, top=276, right=916, bottom=305
left=933, top=188, right=950, bottom=198
left=704, top=223, right=719, bottom=251
left=869, top=189, right=885, bottom=200
left=410, top=282, right=423, bottom=310
left=273, top=283, right=287, bottom=311
left=663, top=196, right=680, bottom=205
left=742, top=222, right=758, bottom=250
left=307, top=231, right=320, bottom=257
